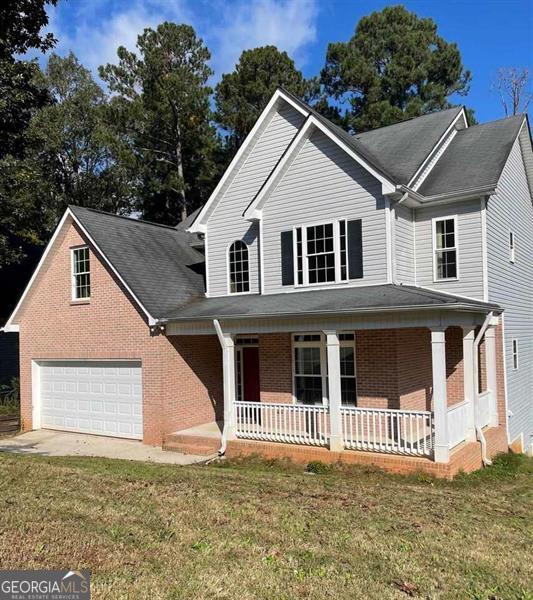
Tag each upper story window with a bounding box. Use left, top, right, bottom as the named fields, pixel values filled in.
left=228, top=240, right=250, bottom=294
left=284, top=219, right=361, bottom=288
left=433, top=216, right=458, bottom=281
left=509, top=231, right=515, bottom=263
left=71, top=246, right=90, bottom=300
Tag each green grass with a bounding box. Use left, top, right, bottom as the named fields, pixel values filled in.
left=0, top=452, right=531, bottom=599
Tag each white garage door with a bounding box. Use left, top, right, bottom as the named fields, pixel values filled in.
left=39, top=361, right=142, bottom=439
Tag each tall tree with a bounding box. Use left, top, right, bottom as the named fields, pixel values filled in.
left=0, top=52, right=134, bottom=268
left=493, top=67, right=532, bottom=116
left=320, top=5, right=472, bottom=132
left=100, top=22, right=217, bottom=224
left=0, top=0, right=57, bottom=268
left=214, top=46, right=316, bottom=150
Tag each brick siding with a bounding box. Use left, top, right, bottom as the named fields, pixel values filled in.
left=17, top=218, right=221, bottom=445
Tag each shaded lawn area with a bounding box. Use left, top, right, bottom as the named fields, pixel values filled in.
left=0, top=453, right=531, bottom=600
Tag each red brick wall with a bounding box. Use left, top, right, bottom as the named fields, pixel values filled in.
left=17, top=218, right=221, bottom=445
left=258, top=333, right=292, bottom=403
left=356, top=330, right=398, bottom=409
left=396, top=328, right=432, bottom=411
left=254, top=327, right=466, bottom=412
left=445, top=327, right=465, bottom=406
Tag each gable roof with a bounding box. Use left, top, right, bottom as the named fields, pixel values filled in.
left=4, top=206, right=206, bottom=330
left=68, top=206, right=205, bottom=319
left=354, top=107, right=466, bottom=185
left=418, top=114, right=527, bottom=197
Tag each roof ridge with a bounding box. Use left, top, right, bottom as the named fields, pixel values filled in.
left=355, top=106, right=464, bottom=138
left=455, top=113, right=525, bottom=132
left=68, top=205, right=183, bottom=232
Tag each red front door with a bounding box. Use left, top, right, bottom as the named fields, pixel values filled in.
left=243, top=347, right=260, bottom=402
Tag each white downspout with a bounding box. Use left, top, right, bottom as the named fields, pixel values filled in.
left=473, top=311, right=494, bottom=466
left=214, top=319, right=235, bottom=455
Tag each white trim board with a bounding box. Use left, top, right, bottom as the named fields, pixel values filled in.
left=4, top=208, right=157, bottom=331
left=243, top=116, right=396, bottom=222
left=188, top=89, right=309, bottom=234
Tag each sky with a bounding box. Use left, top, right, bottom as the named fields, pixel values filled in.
left=40, top=0, right=533, bottom=124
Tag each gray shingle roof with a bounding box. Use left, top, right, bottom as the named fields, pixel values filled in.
left=69, top=206, right=205, bottom=319
left=354, top=107, right=464, bottom=184
left=279, top=88, right=464, bottom=185
left=164, top=284, right=499, bottom=322
left=418, top=114, right=525, bottom=196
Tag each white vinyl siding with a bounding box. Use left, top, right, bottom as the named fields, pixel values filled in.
left=262, top=129, right=388, bottom=294
left=414, top=199, right=484, bottom=298
left=394, top=203, right=415, bottom=284
left=487, top=136, right=533, bottom=446
left=206, top=104, right=305, bottom=296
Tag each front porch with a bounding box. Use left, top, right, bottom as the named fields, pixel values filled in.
left=165, top=307, right=507, bottom=475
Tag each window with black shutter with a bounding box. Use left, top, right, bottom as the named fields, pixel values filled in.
left=281, top=219, right=363, bottom=286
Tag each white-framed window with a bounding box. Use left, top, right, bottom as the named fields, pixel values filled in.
left=512, top=339, right=519, bottom=370
left=292, top=332, right=357, bottom=406
left=228, top=240, right=250, bottom=294
left=294, top=220, right=349, bottom=286
left=509, top=231, right=515, bottom=263
left=71, top=246, right=90, bottom=300
left=433, top=216, right=458, bottom=281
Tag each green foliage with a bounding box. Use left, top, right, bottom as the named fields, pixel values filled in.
left=0, top=377, right=20, bottom=415
left=99, top=22, right=218, bottom=225
left=214, top=46, right=317, bottom=151
left=306, top=460, right=332, bottom=475
left=0, top=0, right=58, bottom=268
left=320, top=5, right=472, bottom=132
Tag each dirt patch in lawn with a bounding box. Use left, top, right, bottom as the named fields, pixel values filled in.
left=0, top=452, right=531, bottom=599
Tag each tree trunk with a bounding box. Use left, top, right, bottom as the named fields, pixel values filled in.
left=174, top=109, right=187, bottom=223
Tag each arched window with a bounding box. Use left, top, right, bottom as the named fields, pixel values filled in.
left=229, top=240, right=250, bottom=293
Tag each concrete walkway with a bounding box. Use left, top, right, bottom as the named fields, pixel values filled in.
left=0, top=430, right=213, bottom=465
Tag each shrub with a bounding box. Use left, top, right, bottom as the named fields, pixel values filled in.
left=306, top=461, right=331, bottom=474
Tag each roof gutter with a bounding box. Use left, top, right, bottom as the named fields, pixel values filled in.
left=159, top=300, right=501, bottom=325
left=396, top=184, right=498, bottom=205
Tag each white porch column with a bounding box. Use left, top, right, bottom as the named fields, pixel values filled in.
left=431, top=328, right=449, bottom=463
left=214, top=320, right=236, bottom=445
left=324, top=330, right=343, bottom=452
left=484, top=326, right=499, bottom=427
left=462, top=326, right=477, bottom=441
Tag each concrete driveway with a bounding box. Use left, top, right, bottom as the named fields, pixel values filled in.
left=0, top=430, right=213, bottom=465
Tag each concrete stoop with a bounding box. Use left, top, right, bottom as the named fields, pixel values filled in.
left=163, top=421, right=223, bottom=456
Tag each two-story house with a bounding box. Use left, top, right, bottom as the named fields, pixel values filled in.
left=4, top=89, right=532, bottom=477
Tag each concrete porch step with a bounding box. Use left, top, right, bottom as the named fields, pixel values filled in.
left=163, top=429, right=222, bottom=456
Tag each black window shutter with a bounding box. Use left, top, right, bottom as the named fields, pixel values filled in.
left=280, top=230, right=294, bottom=286
left=347, top=219, right=363, bottom=279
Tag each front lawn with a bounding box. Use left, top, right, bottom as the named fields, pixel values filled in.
left=0, top=452, right=531, bottom=599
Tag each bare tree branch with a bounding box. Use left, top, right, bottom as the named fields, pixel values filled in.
left=492, top=67, right=533, bottom=116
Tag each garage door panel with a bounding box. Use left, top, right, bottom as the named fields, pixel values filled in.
left=39, top=360, right=142, bottom=440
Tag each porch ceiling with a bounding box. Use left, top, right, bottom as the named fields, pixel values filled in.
left=162, top=284, right=500, bottom=323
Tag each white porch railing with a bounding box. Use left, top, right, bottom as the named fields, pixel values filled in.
left=235, top=401, right=329, bottom=446
left=447, top=401, right=468, bottom=449
left=341, top=407, right=433, bottom=456
left=477, top=391, right=491, bottom=429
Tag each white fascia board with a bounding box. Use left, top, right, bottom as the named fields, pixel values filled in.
left=407, top=108, right=468, bottom=189
left=244, top=115, right=397, bottom=221
left=188, top=89, right=310, bottom=233
left=70, top=212, right=157, bottom=325
left=243, top=116, right=312, bottom=220
left=3, top=209, right=71, bottom=332
left=311, top=118, right=396, bottom=195
left=4, top=208, right=157, bottom=330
